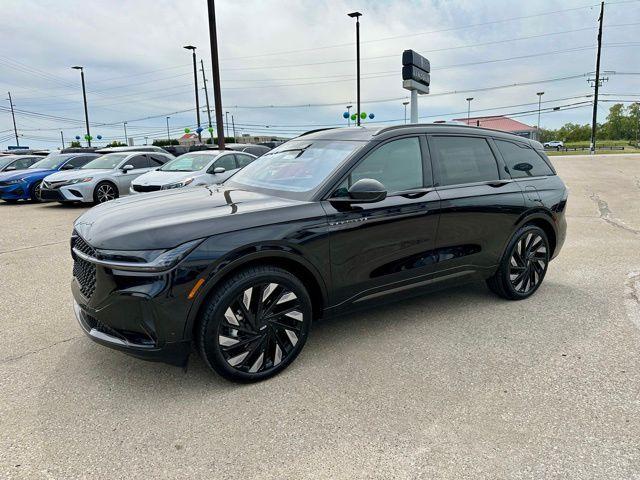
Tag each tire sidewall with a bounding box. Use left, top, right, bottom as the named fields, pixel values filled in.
left=200, top=268, right=312, bottom=382
left=93, top=181, right=118, bottom=204
left=501, top=225, right=549, bottom=299
left=30, top=180, right=43, bottom=203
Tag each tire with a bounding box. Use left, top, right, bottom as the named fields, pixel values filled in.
left=3, top=199, right=19, bottom=203
left=486, top=225, right=550, bottom=300
left=30, top=180, right=44, bottom=203
left=93, top=181, right=119, bottom=204
left=198, top=265, right=312, bottom=382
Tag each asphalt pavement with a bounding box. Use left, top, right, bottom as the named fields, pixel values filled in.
left=1, top=154, right=639, bottom=479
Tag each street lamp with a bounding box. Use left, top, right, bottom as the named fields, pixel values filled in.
left=402, top=101, right=410, bottom=124
left=346, top=105, right=353, bottom=126
left=166, top=116, right=171, bottom=142
left=225, top=111, right=230, bottom=138
left=72, top=66, right=91, bottom=147
left=183, top=45, right=202, bottom=143
left=536, top=91, right=545, bottom=141
left=466, top=97, right=474, bottom=125
left=123, top=121, right=128, bottom=145
left=347, top=11, right=362, bottom=126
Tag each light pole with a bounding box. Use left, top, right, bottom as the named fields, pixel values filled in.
left=536, top=91, right=544, bottom=141
left=200, top=59, right=214, bottom=142
left=145, top=136, right=148, bottom=146
left=466, top=97, right=474, bottom=125
left=403, top=101, right=410, bottom=124
left=231, top=114, right=236, bottom=140
left=72, top=66, right=91, bottom=147
left=348, top=12, right=362, bottom=126
left=184, top=45, right=202, bottom=143
left=346, top=105, right=352, bottom=126
left=225, top=111, right=230, bottom=139
left=166, top=116, right=171, bottom=142
left=123, top=121, right=128, bottom=145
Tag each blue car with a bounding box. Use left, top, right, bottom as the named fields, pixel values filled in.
left=0, top=153, right=99, bottom=203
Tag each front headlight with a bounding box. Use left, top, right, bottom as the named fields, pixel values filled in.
left=85, top=238, right=204, bottom=273
left=6, top=178, right=27, bottom=184
left=65, top=177, right=93, bottom=185
left=162, top=178, right=194, bottom=190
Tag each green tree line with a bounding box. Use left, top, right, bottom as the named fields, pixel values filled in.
left=539, top=103, right=640, bottom=144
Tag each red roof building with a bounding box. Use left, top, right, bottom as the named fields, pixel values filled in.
left=452, top=116, right=537, bottom=139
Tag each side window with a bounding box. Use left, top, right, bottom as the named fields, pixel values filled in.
left=236, top=154, right=255, bottom=168
left=149, top=154, right=168, bottom=166
left=430, top=136, right=499, bottom=186
left=215, top=154, right=237, bottom=171
left=495, top=140, right=554, bottom=178
left=127, top=155, right=150, bottom=169
left=65, top=156, right=94, bottom=169
left=12, top=157, right=34, bottom=169
left=336, top=137, right=423, bottom=195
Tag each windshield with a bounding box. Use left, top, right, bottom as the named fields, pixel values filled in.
left=29, top=154, right=70, bottom=170
left=160, top=153, right=217, bottom=172
left=81, top=153, right=129, bottom=170
left=227, top=140, right=362, bottom=195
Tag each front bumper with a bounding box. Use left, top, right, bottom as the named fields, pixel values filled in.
left=0, top=182, right=29, bottom=200
left=42, top=182, right=94, bottom=203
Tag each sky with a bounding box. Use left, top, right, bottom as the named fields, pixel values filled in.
left=1, top=0, right=639, bottom=149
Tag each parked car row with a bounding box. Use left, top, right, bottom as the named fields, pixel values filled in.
left=0, top=146, right=258, bottom=204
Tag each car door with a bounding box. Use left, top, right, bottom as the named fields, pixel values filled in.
left=235, top=153, right=256, bottom=170
left=207, top=153, right=238, bottom=183
left=115, top=154, right=150, bottom=191
left=322, top=135, right=441, bottom=307
left=428, top=134, right=526, bottom=273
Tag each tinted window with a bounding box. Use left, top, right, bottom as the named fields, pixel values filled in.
left=338, top=137, right=423, bottom=194
left=149, top=154, right=171, bottom=166
left=65, top=155, right=95, bottom=168
left=82, top=153, right=129, bottom=169
left=495, top=140, right=554, bottom=178
left=29, top=154, right=72, bottom=170
left=12, top=157, right=38, bottom=169
left=127, top=155, right=150, bottom=169
left=235, top=154, right=255, bottom=168
left=215, top=154, right=237, bottom=171
left=430, top=136, right=499, bottom=186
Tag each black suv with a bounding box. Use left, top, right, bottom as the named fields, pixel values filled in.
left=70, top=124, right=567, bottom=382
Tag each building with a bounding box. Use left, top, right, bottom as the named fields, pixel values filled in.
left=239, top=134, right=289, bottom=144
left=452, top=116, right=537, bottom=139
left=178, top=133, right=200, bottom=146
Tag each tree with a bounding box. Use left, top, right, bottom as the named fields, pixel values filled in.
left=70, top=141, right=81, bottom=147
left=107, top=141, right=126, bottom=147
left=152, top=139, right=179, bottom=146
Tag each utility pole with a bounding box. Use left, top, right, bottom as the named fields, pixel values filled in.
left=72, top=66, right=91, bottom=147
left=184, top=45, right=201, bottom=143
left=536, top=92, right=545, bottom=141
left=200, top=59, right=214, bottom=143
left=225, top=111, right=230, bottom=138
left=123, top=121, right=128, bottom=145
left=231, top=114, right=236, bottom=140
left=166, top=116, right=171, bottom=142
left=466, top=97, right=474, bottom=124
left=590, top=1, right=604, bottom=155
left=403, top=101, right=409, bottom=124
left=60, top=131, right=64, bottom=149
left=348, top=12, right=362, bottom=126
left=7, top=91, right=19, bottom=146
left=206, top=0, right=226, bottom=149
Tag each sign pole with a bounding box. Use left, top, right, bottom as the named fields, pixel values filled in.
left=410, top=90, right=418, bottom=123
left=402, top=50, right=430, bottom=125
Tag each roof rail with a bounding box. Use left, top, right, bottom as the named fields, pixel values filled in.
left=373, top=122, right=513, bottom=136
left=297, top=127, right=338, bottom=138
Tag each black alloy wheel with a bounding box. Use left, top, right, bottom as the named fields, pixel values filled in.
left=30, top=180, right=44, bottom=203
left=487, top=225, right=550, bottom=300
left=198, top=266, right=312, bottom=382
left=94, top=182, right=118, bottom=204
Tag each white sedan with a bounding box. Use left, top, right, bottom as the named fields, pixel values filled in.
left=129, top=150, right=256, bottom=194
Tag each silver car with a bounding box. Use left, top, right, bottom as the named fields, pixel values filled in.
left=41, top=151, right=174, bottom=203
left=129, top=150, right=255, bottom=194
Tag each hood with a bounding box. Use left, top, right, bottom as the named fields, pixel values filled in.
left=132, top=170, right=202, bottom=186
left=0, top=169, right=53, bottom=182
left=73, top=186, right=307, bottom=250
left=45, top=168, right=108, bottom=181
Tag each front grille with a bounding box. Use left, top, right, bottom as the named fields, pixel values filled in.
left=72, top=234, right=97, bottom=299
left=133, top=184, right=162, bottom=193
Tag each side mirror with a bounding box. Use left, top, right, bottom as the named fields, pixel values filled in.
left=121, top=164, right=134, bottom=173
left=213, top=167, right=226, bottom=174
left=60, top=164, right=75, bottom=170
left=5, top=166, right=16, bottom=171
left=331, top=178, right=387, bottom=204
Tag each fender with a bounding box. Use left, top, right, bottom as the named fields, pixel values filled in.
left=183, top=244, right=329, bottom=339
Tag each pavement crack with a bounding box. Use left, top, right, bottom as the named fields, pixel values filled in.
left=0, top=335, right=82, bottom=364
left=0, top=240, right=68, bottom=255
left=589, top=191, right=640, bottom=236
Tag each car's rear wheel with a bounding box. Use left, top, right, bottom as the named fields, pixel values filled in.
left=30, top=180, right=44, bottom=203
left=487, top=225, right=550, bottom=300
left=198, top=266, right=312, bottom=382
left=93, top=181, right=118, bottom=204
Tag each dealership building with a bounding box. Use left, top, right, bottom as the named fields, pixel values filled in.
left=453, top=115, right=538, bottom=139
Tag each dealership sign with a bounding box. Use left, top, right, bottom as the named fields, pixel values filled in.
left=402, top=49, right=430, bottom=94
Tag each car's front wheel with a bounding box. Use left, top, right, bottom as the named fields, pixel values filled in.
left=30, top=180, right=44, bottom=203
left=487, top=225, right=550, bottom=300
left=93, top=181, right=119, bottom=204
left=198, top=266, right=312, bottom=382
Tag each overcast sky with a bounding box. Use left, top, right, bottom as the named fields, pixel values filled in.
left=1, top=0, right=638, bottom=149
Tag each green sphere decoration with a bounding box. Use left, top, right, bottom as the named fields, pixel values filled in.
left=208, top=127, right=214, bottom=133
left=350, top=114, right=357, bottom=121
left=184, top=128, right=191, bottom=133
left=360, top=112, right=367, bottom=120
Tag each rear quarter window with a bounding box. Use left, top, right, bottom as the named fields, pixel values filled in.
left=495, top=140, right=554, bottom=178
